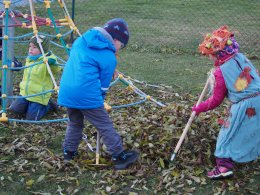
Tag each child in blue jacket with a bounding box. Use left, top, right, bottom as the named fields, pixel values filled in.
left=58, top=18, right=138, bottom=170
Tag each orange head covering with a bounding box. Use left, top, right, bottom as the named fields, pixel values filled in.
left=198, top=26, right=233, bottom=56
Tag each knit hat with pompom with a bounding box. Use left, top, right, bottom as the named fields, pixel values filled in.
left=103, top=18, right=129, bottom=48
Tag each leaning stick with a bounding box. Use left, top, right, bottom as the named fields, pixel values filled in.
left=170, top=78, right=210, bottom=161
left=88, top=131, right=108, bottom=167
left=95, top=131, right=101, bottom=164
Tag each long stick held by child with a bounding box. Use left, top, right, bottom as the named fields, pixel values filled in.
left=170, top=78, right=210, bottom=161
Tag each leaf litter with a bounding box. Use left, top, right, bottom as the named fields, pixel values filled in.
left=0, top=84, right=259, bottom=194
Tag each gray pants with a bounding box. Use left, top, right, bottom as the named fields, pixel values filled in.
left=63, top=107, right=123, bottom=156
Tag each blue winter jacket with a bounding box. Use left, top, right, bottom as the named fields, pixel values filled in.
left=58, top=28, right=117, bottom=109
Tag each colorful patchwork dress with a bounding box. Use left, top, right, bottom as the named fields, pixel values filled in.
left=194, top=53, right=260, bottom=163
left=216, top=53, right=260, bottom=162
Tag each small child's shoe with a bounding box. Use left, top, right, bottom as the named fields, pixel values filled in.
left=207, top=166, right=234, bottom=180
left=49, top=99, right=59, bottom=113
left=112, top=150, right=138, bottom=170
left=63, top=148, right=78, bottom=163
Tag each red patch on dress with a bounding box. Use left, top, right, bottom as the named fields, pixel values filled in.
left=241, top=67, right=252, bottom=83
left=217, top=118, right=225, bottom=125
left=234, top=66, right=252, bottom=91
left=217, top=118, right=230, bottom=128
left=246, top=107, right=256, bottom=118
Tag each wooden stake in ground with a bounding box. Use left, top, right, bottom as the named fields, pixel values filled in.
left=88, top=131, right=108, bottom=167
left=170, top=78, right=210, bottom=161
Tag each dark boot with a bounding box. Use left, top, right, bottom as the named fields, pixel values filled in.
left=112, top=150, right=138, bottom=170
left=49, top=99, right=58, bottom=113
left=63, top=148, right=78, bottom=163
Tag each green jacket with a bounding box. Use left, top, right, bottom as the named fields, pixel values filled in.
left=19, top=52, right=60, bottom=105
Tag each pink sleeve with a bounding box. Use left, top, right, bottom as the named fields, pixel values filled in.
left=193, top=68, right=227, bottom=114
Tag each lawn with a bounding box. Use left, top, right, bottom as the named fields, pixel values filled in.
left=0, top=0, right=259, bottom=194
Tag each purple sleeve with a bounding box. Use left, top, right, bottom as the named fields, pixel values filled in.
left=192, top=68, right=227, bottom=114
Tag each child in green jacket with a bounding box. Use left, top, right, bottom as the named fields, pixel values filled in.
left=10, top=35, right=60, bottom=120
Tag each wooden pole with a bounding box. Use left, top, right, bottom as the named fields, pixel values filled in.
left=170, top=78, right=210, bottom=161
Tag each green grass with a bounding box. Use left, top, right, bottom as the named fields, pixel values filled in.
left=0, top=0, right=260, bottom=194
left=10, top=0, right=259, bottom=94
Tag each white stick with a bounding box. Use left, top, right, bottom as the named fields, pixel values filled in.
left=28, top=0, right=58, bottom=89
left=170, top=78, right=210, bottom=161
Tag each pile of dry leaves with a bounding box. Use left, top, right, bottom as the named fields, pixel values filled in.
left=0, top=84, right=259, bottom=194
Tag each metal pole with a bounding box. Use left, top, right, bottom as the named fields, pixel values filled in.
left=2, top=12, right=15, bottom=107
left=1, top=1, right=31, bottom=107
left=70, top=0, right=75, bottom=44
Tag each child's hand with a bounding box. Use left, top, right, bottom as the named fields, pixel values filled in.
left=48, top=58, right=56, bottom=65
left=113, top=70, right=118, bottom=79
left=12, top=57, right=23, bottom=71
left=192, top=104, right=203, bottom=116
left=104, top=102, right=112, bottom=112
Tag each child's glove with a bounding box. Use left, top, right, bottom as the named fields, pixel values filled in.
left=48, top=58, right=56, bottom=65
left=12, top=57, right=23, bottom=71
left=113, top=70, right=118, bottom=79
left=192, top=104, right=204, bottom=116
left=104, top=102, right=112, bottom=112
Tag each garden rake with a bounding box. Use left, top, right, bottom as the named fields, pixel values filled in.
left=82, top=103, right=111, bottom=167
left=88, top=131, right=108, bottom=167
left=170, top=78, right=210, bottom=161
